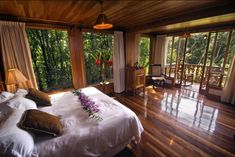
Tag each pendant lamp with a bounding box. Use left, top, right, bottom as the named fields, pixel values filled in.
left=93, top=1, right=113, bottom=29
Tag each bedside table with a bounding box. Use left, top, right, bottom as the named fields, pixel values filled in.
left=100, top=81, right=114, bottom=95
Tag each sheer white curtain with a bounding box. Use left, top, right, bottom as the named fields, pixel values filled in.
left=113, top=31, right=125, bottom=93
left=221, top=53, right=235, bottom=104
left=149, top=35, right=167, bottom=73
left=0, top=21, right=37, bottom=91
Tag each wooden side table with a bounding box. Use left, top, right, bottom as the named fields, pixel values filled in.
left=99, top=81, right=114, bottom=95
left=125, top=67, right=145, bottom=96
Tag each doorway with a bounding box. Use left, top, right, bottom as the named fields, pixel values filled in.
left=165, top=30, right=235, bottom=95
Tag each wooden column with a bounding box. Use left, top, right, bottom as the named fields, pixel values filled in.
left=68, top=27, right=86, bottom=89
left=125, top=32, right=138, bottom=66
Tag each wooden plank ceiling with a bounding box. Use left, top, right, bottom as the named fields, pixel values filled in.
left=0, top=0, right=235, bottom=34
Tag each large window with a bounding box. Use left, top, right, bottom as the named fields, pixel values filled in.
left=165, top=36, right=179, bottom=77
left=139, top=37, right=150, bottom=73
left=83, top=32, right=114, bottom=85
left=165, top=30, right=235, bottom=89
left=26, top=29, right=72, bottom=91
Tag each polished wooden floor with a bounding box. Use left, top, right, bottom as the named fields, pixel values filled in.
left=114, top=86, right=235, bottom=157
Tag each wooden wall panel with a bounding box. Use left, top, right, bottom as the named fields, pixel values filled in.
left=68, top=28, right=86, bottom=89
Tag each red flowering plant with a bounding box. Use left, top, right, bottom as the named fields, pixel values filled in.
left=90, top=51, right=113, bottom=82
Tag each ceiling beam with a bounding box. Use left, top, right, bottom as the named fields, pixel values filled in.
left=130, top=2, right=235, bottom=34
left=156, top=21, right=235, bottom=36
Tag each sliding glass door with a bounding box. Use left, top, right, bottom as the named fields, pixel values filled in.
left=165, top=29, right=235, bottom=95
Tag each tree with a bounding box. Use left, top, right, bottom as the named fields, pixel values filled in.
left=26, top=29, right=72, bottom=91
left=83, top=32, right=114, bottom=85
left=139, top=37, right=150, bottom=73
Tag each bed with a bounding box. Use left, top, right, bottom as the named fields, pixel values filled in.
left=0, top=87, right=144, bottom=157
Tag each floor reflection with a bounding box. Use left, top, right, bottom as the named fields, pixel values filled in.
left=153, top=88, right=218, bottom=133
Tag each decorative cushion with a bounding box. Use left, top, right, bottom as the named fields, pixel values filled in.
left=18, top=109, right=63, bottom=136
left=0, top=91, right=14, bottom=103
left=26, top=88, right=51, bottom=106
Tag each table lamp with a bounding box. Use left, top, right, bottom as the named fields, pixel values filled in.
left=5, top=69, right=28, bottom=88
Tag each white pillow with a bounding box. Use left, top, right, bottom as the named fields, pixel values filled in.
left=0, top=109, right=38, bottom=157
left=15, top=89, right=28, bottom=97
left=0, top=92, right=14, bottom=103
left=6, top=96, right=37, bottom=110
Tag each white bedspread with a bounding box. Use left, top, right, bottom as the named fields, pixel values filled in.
left=36, top=87, right=143, bottom=157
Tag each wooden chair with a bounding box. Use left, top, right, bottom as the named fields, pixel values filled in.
left=149, top=64, right=165, bottom=88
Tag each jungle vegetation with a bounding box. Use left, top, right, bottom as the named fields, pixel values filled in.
left=26, top=29, right=234, bottom=91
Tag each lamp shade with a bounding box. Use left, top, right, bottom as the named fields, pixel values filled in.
left=93, top=13, right=113, bottom=29
left=5, top=69, right=27, bottom=85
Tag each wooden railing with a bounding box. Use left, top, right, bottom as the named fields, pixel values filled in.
left=165, top=64, right=229, bottom=88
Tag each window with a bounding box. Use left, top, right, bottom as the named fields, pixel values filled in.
left=185, top=33, right=208, bottom=65
left=166, top=36, right=173, bottom=65
left=165, top=30, right=235, bottom=89
left=165, top=36, right=179, bottom=77
left=26, top=29, right=72, bottom=91
left=83, top=32, right=114, bottom=85
left=139, top=37, right=150, bottom=73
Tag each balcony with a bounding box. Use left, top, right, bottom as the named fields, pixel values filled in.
left=164, top=64, right=229, bottom=90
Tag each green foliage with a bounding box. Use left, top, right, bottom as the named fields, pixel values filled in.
left=166, top=32, right=235, bottom=68
left=227, top=30, right=235, bottom=66
left=83, top=32, right=113, bottom=85
left=139, top=37, right=150, bottom=73
left=185, top=33, right=208, bottom=65
left=26, top=29, right=72, bottom=91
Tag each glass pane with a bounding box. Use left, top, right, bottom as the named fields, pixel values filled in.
left=166, top=37, right=173, bottom=65
left=165, top=37, right=173, bottom=77
left=83, top=32, right=114, bottom=85
left=26, top=29, right=72, bottom=92
left=209, top=32, right=229, bottom=87
left=176, top=38, right=186, bottom=84
left=139, top=37, right=150, bottom=74
left=212, top=32, right=229, bottom=68
left=185, top=33, right=208, bottom=87
left=223, top=30, right=235, bottom=87
left=170, top=37, right=179, bottom=77
left=200, top=33, right=216, bottom=90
